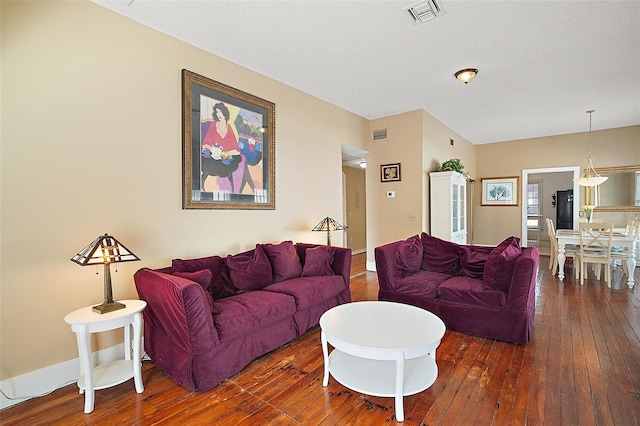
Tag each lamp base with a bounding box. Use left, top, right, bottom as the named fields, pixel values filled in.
left=92, top=300, right=126, bottom=314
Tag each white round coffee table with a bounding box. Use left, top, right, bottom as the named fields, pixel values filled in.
left=320, top=301, right=445, bottom=422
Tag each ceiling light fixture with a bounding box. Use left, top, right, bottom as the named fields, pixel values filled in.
left=455, top=68, right=478, bottom=84
left=573, top=110, right=608, bottom=187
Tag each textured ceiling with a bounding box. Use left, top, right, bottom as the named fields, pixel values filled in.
left=93, top=0, right=639, bottom=148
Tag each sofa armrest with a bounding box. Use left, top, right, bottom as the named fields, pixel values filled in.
left=331, top=246, right=353, bottom=287
left=134, top=268, right=220, bottom=354
left=374, top=240, right=402, bottom=291
left=505, top=247, right=539, bottom=311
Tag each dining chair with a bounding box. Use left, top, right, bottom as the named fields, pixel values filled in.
left=577, top=222, right=614, bottom=287
left=610, top=220, right=640, bottom=277
left=625, top=219, right=636, bottom=234
left=546, top=218, right=579, bottom=278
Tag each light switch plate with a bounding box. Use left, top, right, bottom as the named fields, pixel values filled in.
left=387, top=191, right=395, bottom=198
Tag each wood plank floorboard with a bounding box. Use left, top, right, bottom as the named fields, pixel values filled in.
left=2, top=253, right=640, bottom=425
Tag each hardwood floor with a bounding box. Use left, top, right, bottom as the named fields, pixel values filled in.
left=2, top=253, right=639, bottom=425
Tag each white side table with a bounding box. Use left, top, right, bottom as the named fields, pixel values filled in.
left=64, top=299, right=146, bottom=413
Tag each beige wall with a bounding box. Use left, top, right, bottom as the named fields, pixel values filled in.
left=422, top=111, right=476, bottom=239
left=366, top=111, right=424, bottom=260
left=343, top=167, right=366, bottom=252
left=1, top=1, right=368, bottom=378
left=365, top=110, right=476, bottom=261
left=474, top=126, right=640, bottom=245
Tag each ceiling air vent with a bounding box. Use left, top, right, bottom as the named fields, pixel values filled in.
left=373, top=128, right=388, bottom=141
left=405, top=0, right=446, bottom=24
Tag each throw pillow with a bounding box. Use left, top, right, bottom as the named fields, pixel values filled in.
left=393, top=234, right=423, bottom=273
left=262, top=240, right=303, bottom=282
left=483, top=236, right=522, bottom=291
left=301, top=246, right=336, bottom=277
left=172, top=255, right=236, bottom=299
left=172, top=255, right=219, bottom=274
left=226, top=244, right=273, bottom=291
left=459, top=245, right=494, bottom=280
left=420, top=233, right=460, bottom=275
left=173, top=270, right=215, bottom=312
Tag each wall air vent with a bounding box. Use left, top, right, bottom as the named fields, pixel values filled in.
left=373, top=128, right=388, bottom=141
left=405, top=0, right=446, bottom=24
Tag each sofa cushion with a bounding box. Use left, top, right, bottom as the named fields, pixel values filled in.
left=438, top=277, right=506, bottom=308
left=172, top=255, right=218, bottom=274
left=262, top=241, right=303, bottom=283
left=394, top=234, right=423, bottom=273
left=171, top=255, right=237, bottom=299
left=226, top=244, right=273, bottom=291
left=459, top=245, right=494, bottom=280
left=483, top=236, right=522, bottom=291
left=263, top=275, right=345, bottom=310
left=301, top=246, right=335, bottom=277
left=393, top=270, right=452, bottom=299
left=212, top=291, right=296, bottom=341
left=421, top=233, right=460, bottom=275
left=172, top=270, right=215, bottom=312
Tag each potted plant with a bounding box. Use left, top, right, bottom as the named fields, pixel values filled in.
left=437, top=158, right=469, bottom=180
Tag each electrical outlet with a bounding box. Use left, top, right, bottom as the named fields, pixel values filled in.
left=409, top=213, right=418, bottom=221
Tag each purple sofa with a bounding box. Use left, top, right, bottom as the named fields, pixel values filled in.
left=134, top=241, right=352, bottom=392
left=375, top=233, right=539, bottom=344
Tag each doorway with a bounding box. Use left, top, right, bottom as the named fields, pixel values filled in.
left=521, top=166, right=580, bottom=248
left=342, top=145, right=368, bottom=254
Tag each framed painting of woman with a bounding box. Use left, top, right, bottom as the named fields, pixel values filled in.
left=182, top=69, right=276, bottom=209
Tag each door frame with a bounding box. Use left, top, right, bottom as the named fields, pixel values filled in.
left=521, top=166, right=580, bottom=247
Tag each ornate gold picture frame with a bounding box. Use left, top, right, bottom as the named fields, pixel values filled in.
left=182, top=69, right=275, bottom=209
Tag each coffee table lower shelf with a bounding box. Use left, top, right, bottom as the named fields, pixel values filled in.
left=328, top=350, right=438, bottom=398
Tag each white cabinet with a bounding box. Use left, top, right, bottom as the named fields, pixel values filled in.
left=429, top=171, right=467, bottom=244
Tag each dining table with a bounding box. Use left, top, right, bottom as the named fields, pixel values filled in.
left=556, top=228, right=637, bottom=287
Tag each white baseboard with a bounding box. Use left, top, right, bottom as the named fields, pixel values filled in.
left=366, top=260, right=377, bottom=271
left=351, top=248, right=366, bottom=255
left=0, top=343, right=129, bottom=410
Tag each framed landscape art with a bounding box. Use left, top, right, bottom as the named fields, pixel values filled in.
left=481, top=176, right=519, bottom=206
left=182, top=69, right=275, bottom=209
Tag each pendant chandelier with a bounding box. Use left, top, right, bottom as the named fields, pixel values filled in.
left=573, top=110, right=608, bottom=187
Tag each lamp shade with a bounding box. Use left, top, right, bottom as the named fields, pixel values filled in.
left=312, top=217, right=347, bottom=246
left=71, top=234, right=140, bottom=266
left=573, top=175, right=608, bottom=187
left=71, top=234, right=140, bottom=313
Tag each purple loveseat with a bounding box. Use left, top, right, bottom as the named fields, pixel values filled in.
left=134, top=241, right=352, bottom=392
left=375, top=233, right=538, bottom=344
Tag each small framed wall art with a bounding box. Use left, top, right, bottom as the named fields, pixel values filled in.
left=481, top=176, right=519, bottom=206
left=380, top=163, right=401, bottom=182
left=182, top=69, right=275, bottom=209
